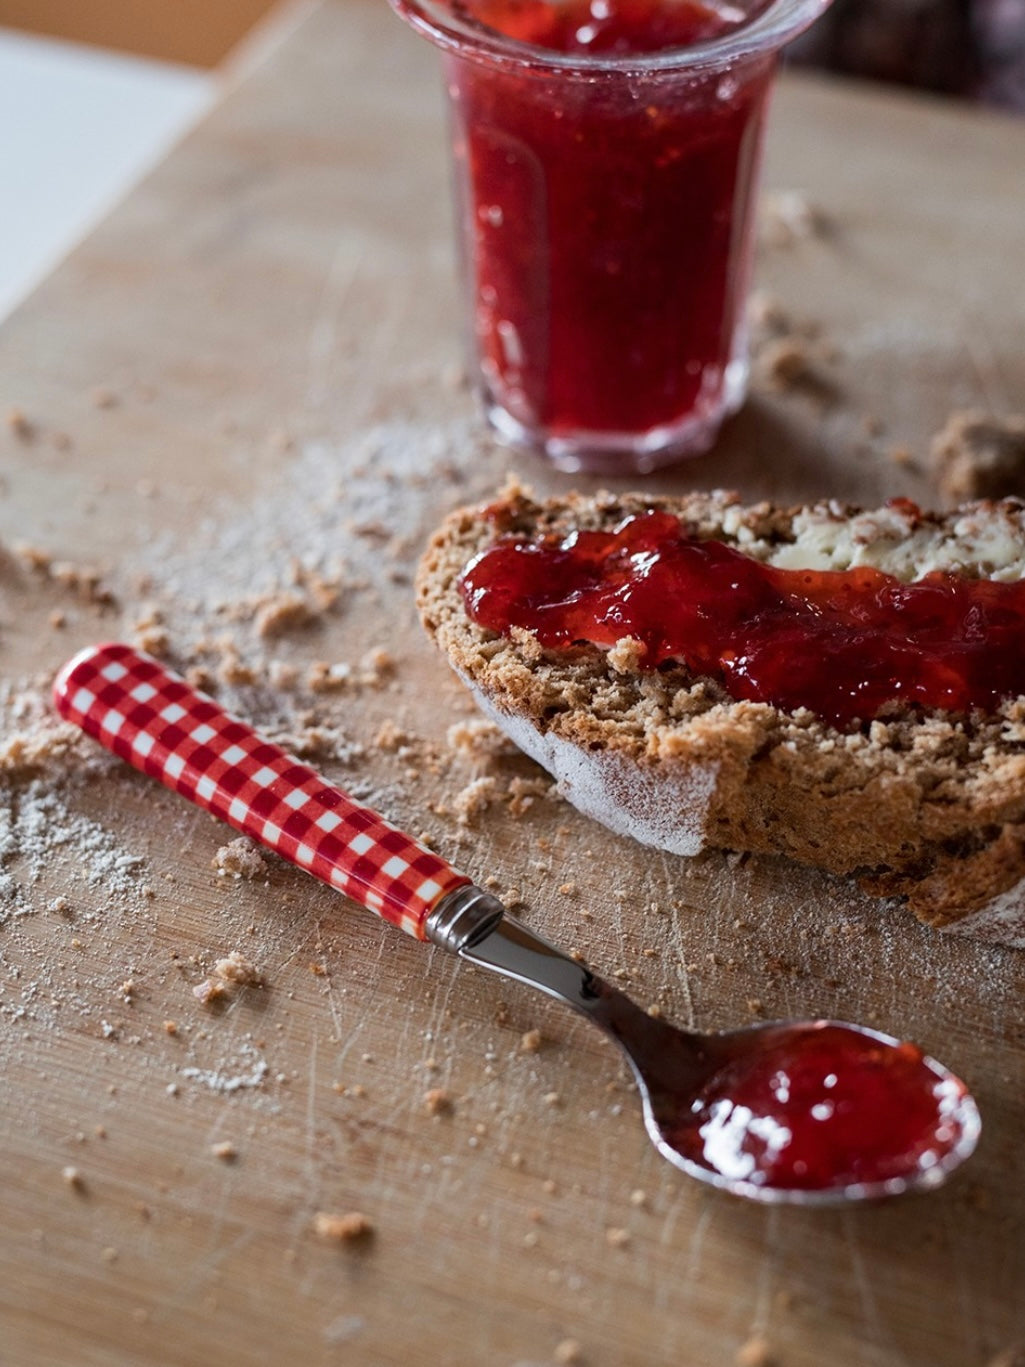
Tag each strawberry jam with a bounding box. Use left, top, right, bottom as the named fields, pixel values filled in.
left=664, top=1022, right=973, bottom=1193
left=432, top=0, right=781, bottom=467
left=460, top=508, right=1025, bottom=726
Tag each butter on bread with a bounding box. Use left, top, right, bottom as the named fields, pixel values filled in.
left=416, top=483, right=1025, bottom=945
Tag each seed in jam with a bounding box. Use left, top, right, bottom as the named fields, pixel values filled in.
left=460, top=508, right=1025, bottom=726
left=662, top=1022, right=974, bottom=1193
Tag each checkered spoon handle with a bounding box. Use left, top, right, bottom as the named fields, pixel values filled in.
left=52, top=643, right=472, bottom=939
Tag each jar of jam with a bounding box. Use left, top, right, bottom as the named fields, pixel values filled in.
left=387, top=0, right=835, bottom=473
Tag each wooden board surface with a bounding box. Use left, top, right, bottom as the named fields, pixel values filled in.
left=2, top=3, right=1025, bottom=1364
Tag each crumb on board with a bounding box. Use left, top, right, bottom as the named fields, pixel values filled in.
left=735, top=1335, right=776, bottom=1367
left=312, top=1211, right=373, bottom=1243
left=255, top=589, right=316, bottom=639
left=520, top=1029, right=543, bottom=1054
left=211, top=1140, right=238, bottom=1161
left=307, top=660, right=352, bottom=693
left=756, top=335, right=817, bottom=390
left=889, top=443, right=916, bottom=467
left=192, top=978, right=229, bottom=1006
left=452, top=775, right=499, bottom=824
left=445, top=717, right=514, bottom=759
left=213, top=950, right=263, bottom=987
left=629, top=1189, right=648, bottom=1209
left=6, top=406, right=34, bottom=440
left=605, top=1227, right=631, bottom=1249
left=930, top=408, right=1025, bottom=502
left=759, top=189, right=828, bottom=247
left=163, top=1020, right=179, bottom=1036
left=213, top=837, right=268, bottom=880
left=63, top=1166, right=85, bottom=1192
left=360, top=646, right=395, bottom=682
left=554, top=1339, right=583, bottom=1364
left=374, top=718, right=407, bottom=751
left=424, top=1087, right=453, bottom=1116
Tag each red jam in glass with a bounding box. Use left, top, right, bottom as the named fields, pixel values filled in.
left=442, top=0, right=778, bottom=464
left=665, top=1023, right=971, bottom=1192
left=460, top=508, right=1025, bottom=726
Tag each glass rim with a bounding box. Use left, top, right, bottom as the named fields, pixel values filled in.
left=388, top=0, right=835, bottom=74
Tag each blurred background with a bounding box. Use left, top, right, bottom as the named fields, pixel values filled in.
left=0, top=0, right=1021, bottom=322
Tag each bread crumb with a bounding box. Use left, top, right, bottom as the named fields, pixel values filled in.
left=192, top=978, right=229, bottom=1006
left=255, top=590, right=315, bottom=639
left=267, top=658, right=299, bottom=689
left=213, top=950, right=262, bottom=987
left=307, top=660, right=352, bottom=693
left=424, top=1087, right=453, bottom=1116
left=756, top=336, right=816, bottom=390
left=374, top=718, right=407, bottom=751
left=63, top=1166, right=85, bottom=1192
left=760, top=189, right=827, bottom=247
left=452, top=775, right=499, bottom=824
left=163, top=1020, right=179, bottom=1036
left=312, top=1211, right=373, bottom=1242
left=91, top=386, right=119, bottom=409
left=735, top=1336, right=776, bottom=1367
left=605, top=1227, right=631, bottom=1248
left=360, top=647, right=395, bottom=683
left=6, top=406, right=33, bottom=440
left=213, top=837, right=268, bottom=880
left=542, top=1091, right=560, bottom=1107
left=554, top=1339, right=583, bottom=1364
left=211, top=1140, right=238, bottom=1161
left=520, top=1029, right=543, bottom=1054
left=629, top=1189, right=648, bottom=1208
left=930, top=409, right=1025, bottom=502
left=101, top=1247, right=119, bottom=1264
left=446, top=717, right=512, bottom=758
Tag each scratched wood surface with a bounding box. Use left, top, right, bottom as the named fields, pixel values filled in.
left=2, top=3, right=1025, bottom=1364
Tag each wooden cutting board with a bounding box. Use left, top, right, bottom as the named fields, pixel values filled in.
left=2, top=3, right=1025, bottom=1364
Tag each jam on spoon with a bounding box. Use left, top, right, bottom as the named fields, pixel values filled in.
left=461, top=506, right=1025, bottom=726
left=651, top=1020, right=973, bottom=1195
left=53, top=643, right=981, bottom=1204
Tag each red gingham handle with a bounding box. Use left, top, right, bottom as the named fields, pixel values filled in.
left=52, top=643, right=472, bottom=940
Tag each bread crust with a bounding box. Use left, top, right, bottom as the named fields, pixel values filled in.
left=416, top=483, right=1025, bottom=938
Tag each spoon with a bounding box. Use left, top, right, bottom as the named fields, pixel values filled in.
left=53, top=643, right=980, bottom=1204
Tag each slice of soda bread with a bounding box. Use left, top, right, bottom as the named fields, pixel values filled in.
left=416, top=483, right=1025, bottom=944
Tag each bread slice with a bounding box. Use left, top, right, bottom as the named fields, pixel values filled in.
left=416, top=482, right=1025, bottom=945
